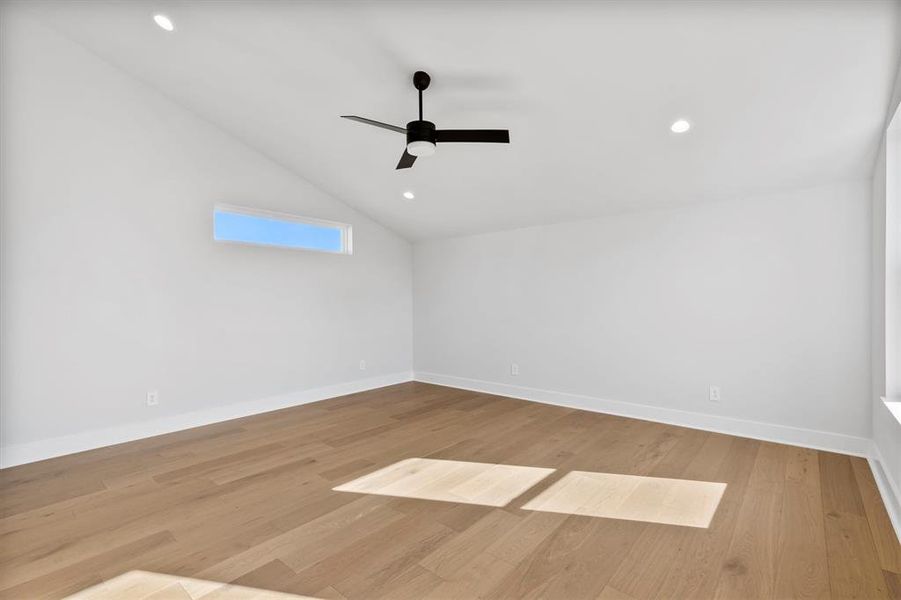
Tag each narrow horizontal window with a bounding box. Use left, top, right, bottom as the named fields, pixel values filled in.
left=213, top=205, right=351, bottom=254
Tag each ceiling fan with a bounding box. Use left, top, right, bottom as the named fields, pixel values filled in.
left=341, top=71, right=510, bottom=170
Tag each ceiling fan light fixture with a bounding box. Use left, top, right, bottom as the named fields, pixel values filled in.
left=406, top=140, right=436, bottom=157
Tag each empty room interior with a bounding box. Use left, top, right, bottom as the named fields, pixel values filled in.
left=2, top=1, right=901, bottom=598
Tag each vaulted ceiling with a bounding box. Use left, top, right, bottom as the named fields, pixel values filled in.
left=21, top=0, right=901, bottom=240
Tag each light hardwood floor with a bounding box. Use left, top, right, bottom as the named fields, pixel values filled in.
left=1, top=382, right=900, bottom=599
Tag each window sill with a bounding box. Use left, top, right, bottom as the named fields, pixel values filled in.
left=882, top=397, right=901, bottom=427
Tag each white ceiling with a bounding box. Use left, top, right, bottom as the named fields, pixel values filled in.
left=19, top=0, right=901, bottom=240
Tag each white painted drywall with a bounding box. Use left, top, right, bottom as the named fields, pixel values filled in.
left=414, top=181, right=871, bottom=440
left=0, top=15, right=412, bottom=458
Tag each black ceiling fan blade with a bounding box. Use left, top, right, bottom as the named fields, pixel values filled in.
left=341, top=115, right=407, bottom=134
left=396, top=150, right=417, bottom=169
left=435, top=129, right=510, bottom=143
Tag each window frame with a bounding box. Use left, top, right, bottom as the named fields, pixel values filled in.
left=213, top=204, right=353, bottom=255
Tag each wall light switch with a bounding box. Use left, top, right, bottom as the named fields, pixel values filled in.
left=709, top=385, right=721, bottom=403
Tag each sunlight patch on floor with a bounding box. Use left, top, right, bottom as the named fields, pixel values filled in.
left=522, top=471, right=727, bottom=528
left=333, top=457, right=555, bottom=506
left=66, top=570, right=319, bottom=599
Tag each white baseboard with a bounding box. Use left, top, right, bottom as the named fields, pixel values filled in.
left=413, top=371, right=873, bottom=457
left=0, top=371, right=413, bottom=469
left=869, top=445, right=901, bottom=543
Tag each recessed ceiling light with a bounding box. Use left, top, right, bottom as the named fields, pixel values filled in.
left=670, top=119, right=691, bottom=133
left=153, top=14, right=175, bottom=32
left=403, top=191, right=415, bottom=200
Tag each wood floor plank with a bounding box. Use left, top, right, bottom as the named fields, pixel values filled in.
left=601, top=429, right=720, bottom=599
left=820, top=451, right=892, bottom=599
left=484, top=514, right=643, bottom=600
left=292, top=513, right=455, bottom=598
left=884, top=569, right=901, bottom=599
left=0, top=531, right=177, bottom=599
left=227, top=559, right=305, bottom=595
left=598, top=585, right=639, bottom=600
left=773, top=446, right=830, bottom=600
left=851, top=457, right=901, bottom=573
left=418, top=507, right=521, bottom=578
left=713, top=442, right=788, bottom=599
left=421, top=551, right=520, bottom=599
left=0, top=382, right=897, bottom=599
left=656, top=436, right=761, bottom=599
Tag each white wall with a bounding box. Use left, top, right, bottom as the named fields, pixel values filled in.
left=0, top=15, right=412, bottom=465
left=414, top=182, right=872, bottom=447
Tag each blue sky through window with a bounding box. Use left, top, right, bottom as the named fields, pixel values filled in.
left=214, top=208, right=346, bottom=253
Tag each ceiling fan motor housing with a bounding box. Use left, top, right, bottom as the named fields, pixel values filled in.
left=406, top=120, right=436, bottom=145
left=406, top=120, right=437, bottom=157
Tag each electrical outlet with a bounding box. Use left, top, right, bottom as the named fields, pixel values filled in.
left=146, top=390, right=159, bottom=406
left=359, top=360, right=366, bottom=371
left=511, top=363, right=520, bottom=376
left=708, top=385, right=721, bottom=403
